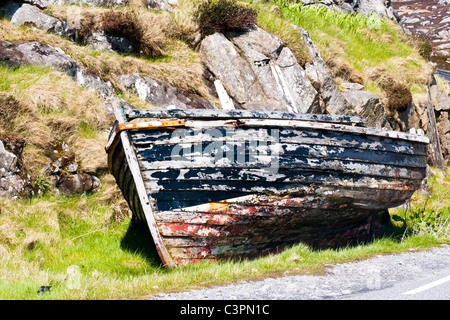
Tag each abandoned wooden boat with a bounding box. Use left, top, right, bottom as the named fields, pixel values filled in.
left=105, top=107, right=429, bottom=267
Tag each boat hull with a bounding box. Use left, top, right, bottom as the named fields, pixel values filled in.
left=106, top=109, right=429, bottom=267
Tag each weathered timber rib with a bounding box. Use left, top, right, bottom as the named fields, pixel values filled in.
left=131, top=127, right=427, bottom=156
left=106, top=107, right=429, bottom=267
left=126, top=109, right=368, bottom=124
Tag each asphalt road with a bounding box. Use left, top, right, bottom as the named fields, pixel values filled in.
left=343, top=266, right=450, bottom=300
left=154, top=245, right=450, bottom=301
left=437, top=69, right=450, bottom=83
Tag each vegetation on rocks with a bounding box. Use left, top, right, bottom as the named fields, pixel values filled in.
left=274, top=0, right=432, bottom=100
left=194, top=0, right=257, bottom=35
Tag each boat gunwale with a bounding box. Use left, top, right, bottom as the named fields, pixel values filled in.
left=123, top=109, right=429, bottom=144
left=105, top=114, right=429, bottom=155
left=125, top=109, right=368, bottom=124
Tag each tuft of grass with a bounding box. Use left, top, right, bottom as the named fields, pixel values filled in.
left=194, top=0, right=258, bottom=36
left=390, top=166, right=450, bottom=243
left=101, top=9, right=167, bottom=59
left=0, top=64, right=109, bottom=175
left=379, top=76, right=413, bottom=112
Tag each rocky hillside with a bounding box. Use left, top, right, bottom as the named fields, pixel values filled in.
left=392, top=0, right=450, bottom=70
left=0, top=0, right=449, bottom=199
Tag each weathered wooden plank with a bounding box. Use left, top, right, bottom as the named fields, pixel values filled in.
left=125, top=108, right=368, bottom=125
left=214, top=79, right=235, bottom=110
left=126, top=117, right=428, bottom=144
left=131, top=127, right=428, bottom=156
left=426, top=86, right=446, bottom=172
left=161, top=210, right=372, bottom=245
left=236, top=119, right=429, bottom=143
left=112, top=106, right=176, bottom=268
left=135, top=142, right=426, bottom=168
left=144, top=178, right=419, bottom=196
left=137, top=155, right=426, bottom=180
left=148, top=190, right=414, bottom=210
left=154, top=206, right=365, bottom=226
left=172, top=193, right=405, bottom=210
left=163, top=236, right=252, bottom=248
left=167, top=243, right=288, bottom=260
left=140, top=167, right=423, bottom=187
left=157, top=208, right=371, bottom=239
left=160, top=195, right=355, bottom=213
left=105, top=119, right=185, bottom=152
left=148, top=186, right=415, bottom=212
left=158, top=222, right=251, bottom=238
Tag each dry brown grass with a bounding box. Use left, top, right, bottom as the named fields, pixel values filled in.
left=0, top=7, right=215, bottom=181
left=326, top=56, right=365, bottom=84
left=7, top=6, right=210, bottom=97
left=128, top=0, right=148, bottom=8
left=194, top=0, right=258, bottom=35
left=168, top=0, right=201, bottom=44
left=381, top=76, right=413, bottom=112
left=0, top=63, right=109, bottom=175
left=0, top=94, right=35, bottom=137
left=101, top=9, right=168, bottom=58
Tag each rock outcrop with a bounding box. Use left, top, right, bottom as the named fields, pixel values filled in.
left=118, top=73, right=216, bottom=110
left=147, top=0, right=178, bottom=11
left=0, top=135, right=33, bottom=198
left=199, top=25, right=320, bottom=113
left=295, top=26, right=350, bottom=116
left=341, top=82, right=392, bottom=129
left=0, top=39, right=78, bottom=77
left=10, top=3, right=137, bottom=55
left=297, top=0, right=400, bottom=22
left=11, top=3, right=67, bottom=35
left=47, top=140, right=101, bottom=194
left=85, top=31, right=137, bottom=54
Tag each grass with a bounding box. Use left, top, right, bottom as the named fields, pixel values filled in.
left=271, top=0, right=432, bottom=104
left=390, top=167, right=450, bottom=242
left=0, top=64, right=110, bottom=175
left=0, top=9, right=212, bottom=100
left=0, top=167, right=448, bottom=299
left=249, top=1, right=311, bottom=65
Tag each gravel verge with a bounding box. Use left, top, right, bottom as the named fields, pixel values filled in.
left=153, top=244, right=450, bottom=300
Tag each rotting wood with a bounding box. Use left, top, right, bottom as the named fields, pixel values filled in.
left=426, top=86, right=446, bottom=173
left=125, top=109, right=368, bottom=125
left=105, top=119, right=185, bottom=152
left=111, top=104, right=176, bottom=268
left=135, top=141, right=426, bottom=167
left=106, top=108, right=430, bottom=267
left=125, top=117, right=428, bottom=144
left=132, top=128, right=427, bottom=156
